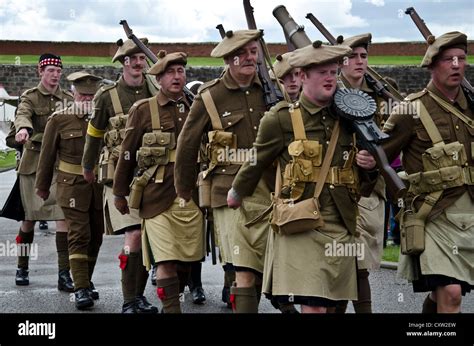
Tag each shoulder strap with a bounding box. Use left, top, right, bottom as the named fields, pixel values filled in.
left=314, top=121, right=340, bottom=198
left=201, top=89, right=223, bottom=130
left=148, top=97, right=161, bottom=130
left=109, top=88, right=124, bottom=117
left=427, top=90, right=474, bottom=128
left=415, top=100, right=445, bottom=147
left=289, top=105, right=307, bottom=140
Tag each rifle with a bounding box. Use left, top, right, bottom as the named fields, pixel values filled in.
left=119, top=20, right=195, bottom=104
left=205, top=207, right=217, bottom=265
left=305, top=13, right=404, bottom=103
left=242, top=0, right=285, bottom=108
left=405, top=7, right=474, bottom=107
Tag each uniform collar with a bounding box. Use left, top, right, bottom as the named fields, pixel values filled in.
left=37, top=82, right=64, bottom=98
left=156, top=90, right=190, bottom=108
left=118, top=75, right=147, bottom=94
left=298, top=92, right=326, bottom=115
left=427, top=80, right=468, bottom=111
left=222, top=68, right=262, bottom=90
left=339, top=74, right=372, bottom=93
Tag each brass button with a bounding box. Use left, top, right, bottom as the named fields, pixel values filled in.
left=228, top=122, right=232, bottom=125
left=329, top=184, right=335, bottom=189
left=160, top=126, right=163, bottom=129
left=70, top=134, right=73, bottom=137
left=326, top=127, right=330, bottom=131
left=178, top=118, right=182, bottom=122
left=253, top=126, right=257, bottom=130
left=51, top=108, right=55, bottom=111
left=455, top=125, right=460, bottom=130
left=326, top=141, right=329, bottom=145
left=63, top=179, right=67, bottom=182
left=322, top=116, right=326, bottom=120
left=136, top=90, right=139, bottom=94
left=222, top=168, right=226, bottom=172
left=160, top=139, right=165, bottom=143
left=249, top=108, right=253, bottom=112
left=245, top=91, right=250, bottom=95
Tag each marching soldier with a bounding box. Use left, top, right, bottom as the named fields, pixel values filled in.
left=175, top=30, right=273, bottom=313
left=35, top=71, right=104, bottom=310
left=113, top=51, right=205, bottom=313
left=81, top=38, right=158, bottom=313
left=13, top=53, right=74, bottom=292
left=334, top=33, right=389, bottom=313
left=272, top=52, right=302, bottom=102
left=382, top=32, right=473, bottom=313
left=228, top=41, right=378, bottom=313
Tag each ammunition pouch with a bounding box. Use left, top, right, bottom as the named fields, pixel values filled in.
left=203, top=130, right=239, bottom=178
left=407, top=141, right=473, bottom=195
left=283, top=139, right=358, bottom=200
left=136, top=130, right=176, bottom=171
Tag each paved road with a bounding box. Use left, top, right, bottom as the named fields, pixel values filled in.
left=0, top=168, right=472, bottom=314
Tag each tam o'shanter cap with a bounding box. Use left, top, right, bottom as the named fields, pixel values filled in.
left=112, top=37, right=148, bottom=63
left=273, top=52, right=293, bottom=79
left=420, top=31, right=467, bottom=67
left=211, top=29, right=262, bottom=58
left=336, top=33, right=372, bottom=49
left=39, top=53, right=63, bottom=68
left=147, top=51, right=187, bottom=75
left=288, top=41, right=352, bottom=68
left=67, top=71, right=102, bottom=94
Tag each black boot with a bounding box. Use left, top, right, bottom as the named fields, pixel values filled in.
left=135, top=295, right=158, bottom=313
left=58, top=269, right=74, bottom=292
left=39, top=221, right=48, bottom=230
left=88, top=281, right=99, bottom=300
left=151, top=265, right=157, bottom=286
left=75, top=288, right=94, bottom=310
left=192, top=287, right=206, bottom=304
left=122, top=301, right=137, bottom=313
left=15, top=268, right=29, bottom=286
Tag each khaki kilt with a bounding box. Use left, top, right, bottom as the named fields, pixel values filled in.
left=356, top=190, right=385, bottom=270
left=398, top=192, right=474, bottom=286
left=20, top=173, right=64, bottom=221
left=263, top=201, right=358, bottom=301
left=213, top=206, right=238, bottom=265
left=141, top=197, right=205, bottom=270
left=103, top=185, right=141, bottom=235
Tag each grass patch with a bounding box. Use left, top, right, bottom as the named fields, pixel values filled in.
left=0, top=149, right=17, bottom=172
left=382, top=244, right=400, bottom=263
left=4, top=55, right=473, bottom=67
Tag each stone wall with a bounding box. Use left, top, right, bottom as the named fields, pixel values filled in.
left=1, top=64, right=473, bottom=97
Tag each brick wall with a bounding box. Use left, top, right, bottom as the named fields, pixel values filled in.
left=2, top=40, right=473, bottom=58
left=1, top=64, right=473, bottom=98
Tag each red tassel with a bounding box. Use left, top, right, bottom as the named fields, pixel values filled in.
left=118, top=253, right=128, bottom=270
left=157, top=287, right=166, bottom=300
left=16, top=235, right=23, bottom=244
left=230, top=293, right=236, bottom=311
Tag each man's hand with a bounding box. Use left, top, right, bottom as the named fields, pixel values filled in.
left=36, top=188, right=50, bottom=201
left=227, top=187, right=242, bottom=209
left=15, top=129, right=29, bottom=144
left=114, top=196, right=130, bottom=215
left=83, top=168, right=95, bottom=184
left=176, top=190, right=192, bottom=202
left=356, top=150, right=376, bottom=170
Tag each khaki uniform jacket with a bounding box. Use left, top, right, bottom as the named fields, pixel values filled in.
left=14, top=83, right=73, bottom=175
left=382, top=81, right=474, bottom=221
left=174, top=69, right=268, bottom=208
left=82, top=75, right=158, bottom=170
left=113, top=91, right=190, bottom=219
left=35, top=105, right=103, bottom=212
left=232, top=93, right=377, bottom=234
